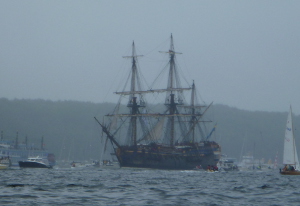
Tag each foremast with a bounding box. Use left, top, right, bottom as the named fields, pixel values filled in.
left=121, top=42, right=145, bottom=149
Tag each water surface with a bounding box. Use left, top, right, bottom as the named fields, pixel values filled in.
left=0, top=167, right=298, bottom=205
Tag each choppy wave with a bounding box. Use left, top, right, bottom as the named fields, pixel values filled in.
left=0, top=167, right=299, bottom=205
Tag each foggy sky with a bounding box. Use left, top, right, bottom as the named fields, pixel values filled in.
left=1, top=1, right=300, bottom=114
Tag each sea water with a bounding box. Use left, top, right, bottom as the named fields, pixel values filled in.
left=0, top=167, right=299, bottom=205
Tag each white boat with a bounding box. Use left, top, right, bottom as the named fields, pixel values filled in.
left=0, top=164, right=8, bottom=170
left=70, top=160, right=100, bottom=168
left=238, top=155, right=255, bottom=171
left=0, top=134, right=55, bottom=167
left=19, top=156, right=52, bottom=169
left=218, top=155, right=239, bottom=171
left=0, top=156, right=11, bottom=169
left=280, top=106, right=300, bottom=175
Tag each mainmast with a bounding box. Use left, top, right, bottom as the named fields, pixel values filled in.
left=123, top=42, right=145, bottom=148
left=160, top=34, right=183, bottom=147
left=190, top=80, right=196, bottom=142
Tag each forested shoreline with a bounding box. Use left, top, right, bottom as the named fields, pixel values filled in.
left=0, top=97, right=298, bottom=163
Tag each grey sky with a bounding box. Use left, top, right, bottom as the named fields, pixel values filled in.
left=1, top=1, right=300, bottom=114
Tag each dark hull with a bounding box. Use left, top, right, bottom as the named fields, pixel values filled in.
left=18, top=161, right=52, bottom=169
left=116, top=143, right=220, bottom=170
left=280, top=171, right=300, bottom=175
left=118, top=153, right=217, bottom=170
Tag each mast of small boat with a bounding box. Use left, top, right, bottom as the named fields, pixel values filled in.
left=291, top=106, right=297, bottom=167
left=41, top=136, right=44, bottom=150
left=15, top=132, right=18, bottom=149
left=25, top=135, right=28, bottom=149
left=283, top=105, right=299, bottom=169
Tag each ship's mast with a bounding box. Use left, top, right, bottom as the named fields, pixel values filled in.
left=123, top=42, right=144, bottom=148
left=180, top=81, right=212, bottom=142
left=190, top=80, right=196, bottom=142
left=160, top=34, right=183, bottom=147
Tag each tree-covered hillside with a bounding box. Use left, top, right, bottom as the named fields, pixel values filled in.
left=0, top=98, right=298, bottom=164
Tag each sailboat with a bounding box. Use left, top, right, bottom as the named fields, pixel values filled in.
left=95, top=35, right=221, bottom=170
left=280, top=106, right=300, bottom=175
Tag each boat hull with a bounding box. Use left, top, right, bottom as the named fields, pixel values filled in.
left=280, top=170, right=300, bottom=175
left=18, top=161, right=52, bottom=169
left=118, top=153, right=217, bottom=170
left=116, top=143, right=220, bottom=170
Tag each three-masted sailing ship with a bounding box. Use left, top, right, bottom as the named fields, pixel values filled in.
left=95, top=35, right=221, bottom=170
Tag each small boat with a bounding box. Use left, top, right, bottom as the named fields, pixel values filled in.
left=206, top=165, right=219, bottom=172
left=0, top=156, right=11, bottom=169
left=70, top=161, right=86, bottom=168
left=85, top=160, right=101, bottom=167
left=0, top=164, right=8, bottom=170
left=0, top=133, right=55, bottom=167
left=206, top=169, right=219, bottom=173
left=19, top=156, right=52, bottom=169
left=194, top=165, right=203, bottom=170
left=103, top=160, right=114, bottom=166
left=218, top=155, right=239, bottom=171
left=280, top=106, right=300, bottom=175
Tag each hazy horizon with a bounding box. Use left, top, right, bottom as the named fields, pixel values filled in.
left=1, top=1, right=300, bottom=114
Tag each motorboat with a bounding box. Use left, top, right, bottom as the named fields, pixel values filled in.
left=18, top=156, right=52, bottom=168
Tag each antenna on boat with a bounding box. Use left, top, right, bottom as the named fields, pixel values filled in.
left=15, top=132, right=19, bottom=149
left=41, top=136, right=44, bottom=150
left=25, top=135, right=28, bottom=148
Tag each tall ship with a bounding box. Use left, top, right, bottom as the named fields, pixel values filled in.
left=95, top=35, right=221, bottom=170
left=0, top=132, right=55, bottom=167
